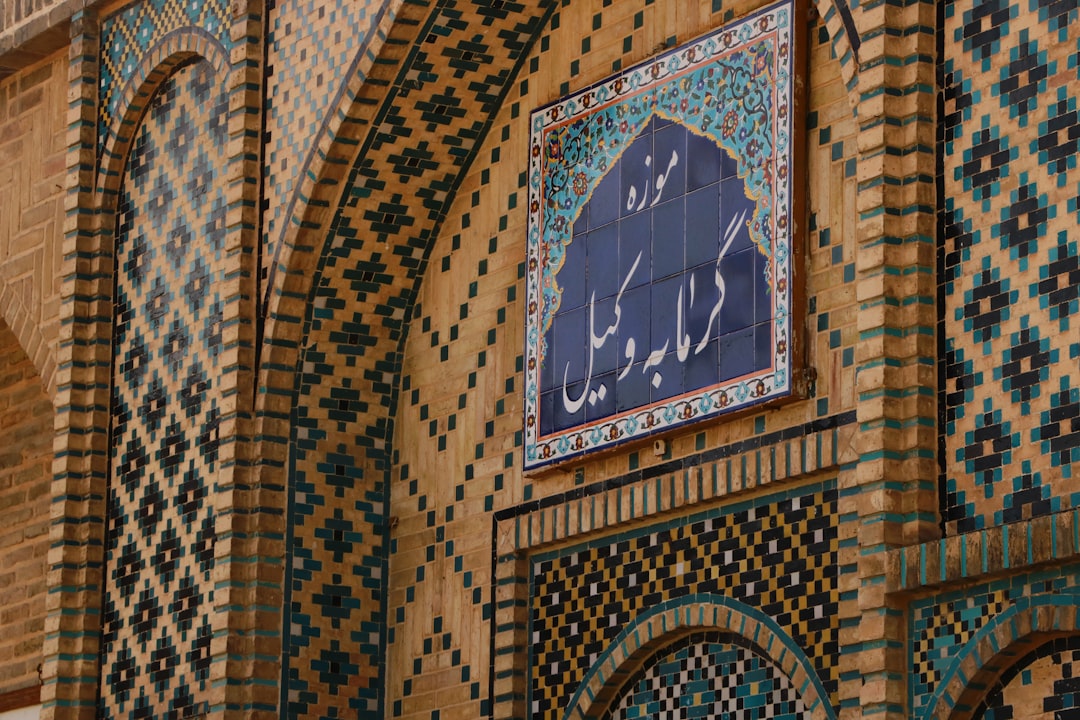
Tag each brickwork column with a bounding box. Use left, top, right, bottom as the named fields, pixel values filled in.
left=837, top=0, right=940, bottom=719
left=491, top=551, right=530, bottom=720
left=42, top=10, right=106, bottom=720
left=209, top=1, right=272, bottom=717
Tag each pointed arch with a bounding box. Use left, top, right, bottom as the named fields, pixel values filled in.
left=95, top=28, right=230, bottom=210
left=0, top=283, right=53, bottom=398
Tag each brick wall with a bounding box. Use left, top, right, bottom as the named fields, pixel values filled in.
left=0, top=50, right=66, bottom=393
left=0, top=320, right=52, bottom=701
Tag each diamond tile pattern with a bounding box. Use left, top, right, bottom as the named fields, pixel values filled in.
left=101, top=58, right=229, bottom=719
left=940, top=0, right=1080, bottom=533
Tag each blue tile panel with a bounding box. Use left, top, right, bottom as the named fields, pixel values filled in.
left=262, top=0, right=385, bottom=285
left=605, top=633, right=805, bottom=720
left=939, top=0, right=1080, bottom=532
left=908, top=565, right=1080, bottom=719
left=524, top=0, right=800, bottom=470
left=98, top=0, right=232, bottom=158
left=529, top=482, right=838, bottom=720
left=101, top=58, right=230, bottom=719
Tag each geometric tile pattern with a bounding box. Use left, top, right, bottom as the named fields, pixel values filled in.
left=282, top=405, right=388, bottom=718
left=530, top=483, right=838, bottom=720
left=262, top=0, right=383, bottom=280
left=100, top=58, right=230, bottom=719
left=908, top=565, right=1080, bottom=718
left=976, top=636, right=1080, bottom=720
left=605, top=633, right=807, bottom=720
left=99, top=0, right=231, bottom=157
left=939, top=0, right=1080, bottom=533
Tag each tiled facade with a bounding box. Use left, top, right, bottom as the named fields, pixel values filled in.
left=529, top=483, right=838, bottom=719
left=0, top=0, right=1076, bottom=719
left=261, top=0, right=387, bottom=289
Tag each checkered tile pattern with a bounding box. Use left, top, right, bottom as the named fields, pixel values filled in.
left=100, top=58, right=230, bottom=719
left=605, top=634, right=806, bottom=720
left=939, top=0, right=1080, bottom=533
left=530, top=485, right=838, bottom=720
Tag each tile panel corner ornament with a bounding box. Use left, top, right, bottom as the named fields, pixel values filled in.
left=524, top=0, right=800, bottom=471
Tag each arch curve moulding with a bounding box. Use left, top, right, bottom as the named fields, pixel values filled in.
left=565, top=596, right=836, bottom=720
left=920, top=593, right=1080, bottom=720
left=94, top=29, right=230, bottom=208
left=256, top=0, right=864, bottom=390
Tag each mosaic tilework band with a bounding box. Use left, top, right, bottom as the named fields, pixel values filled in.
left=101, top=58, right=230, bottom=719
left=275, top=2, right=559, bottom=717
left=605, top=633, right=807, bottom=720
left=99, top=0, right=232, bottom=159
left=529, top=481, right=838, bottom=720
left=939, top=0, right=1080, bottom=533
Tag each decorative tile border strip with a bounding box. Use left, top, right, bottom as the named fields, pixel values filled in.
left=497, top=419, right=854, bottom=556
left=887, top=510, right=1080, bottom=595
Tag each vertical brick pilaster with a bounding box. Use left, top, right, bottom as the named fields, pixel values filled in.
left=491, top=551, right=529, bottom=720
left=837, top=0, right=940, bottom=719
left=42, top=10, right=105, bottom=720
left=210, top=1, right=272, bottom=718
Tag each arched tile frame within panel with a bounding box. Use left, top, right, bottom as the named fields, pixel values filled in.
left=563, top=595, right=836, bottom=720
